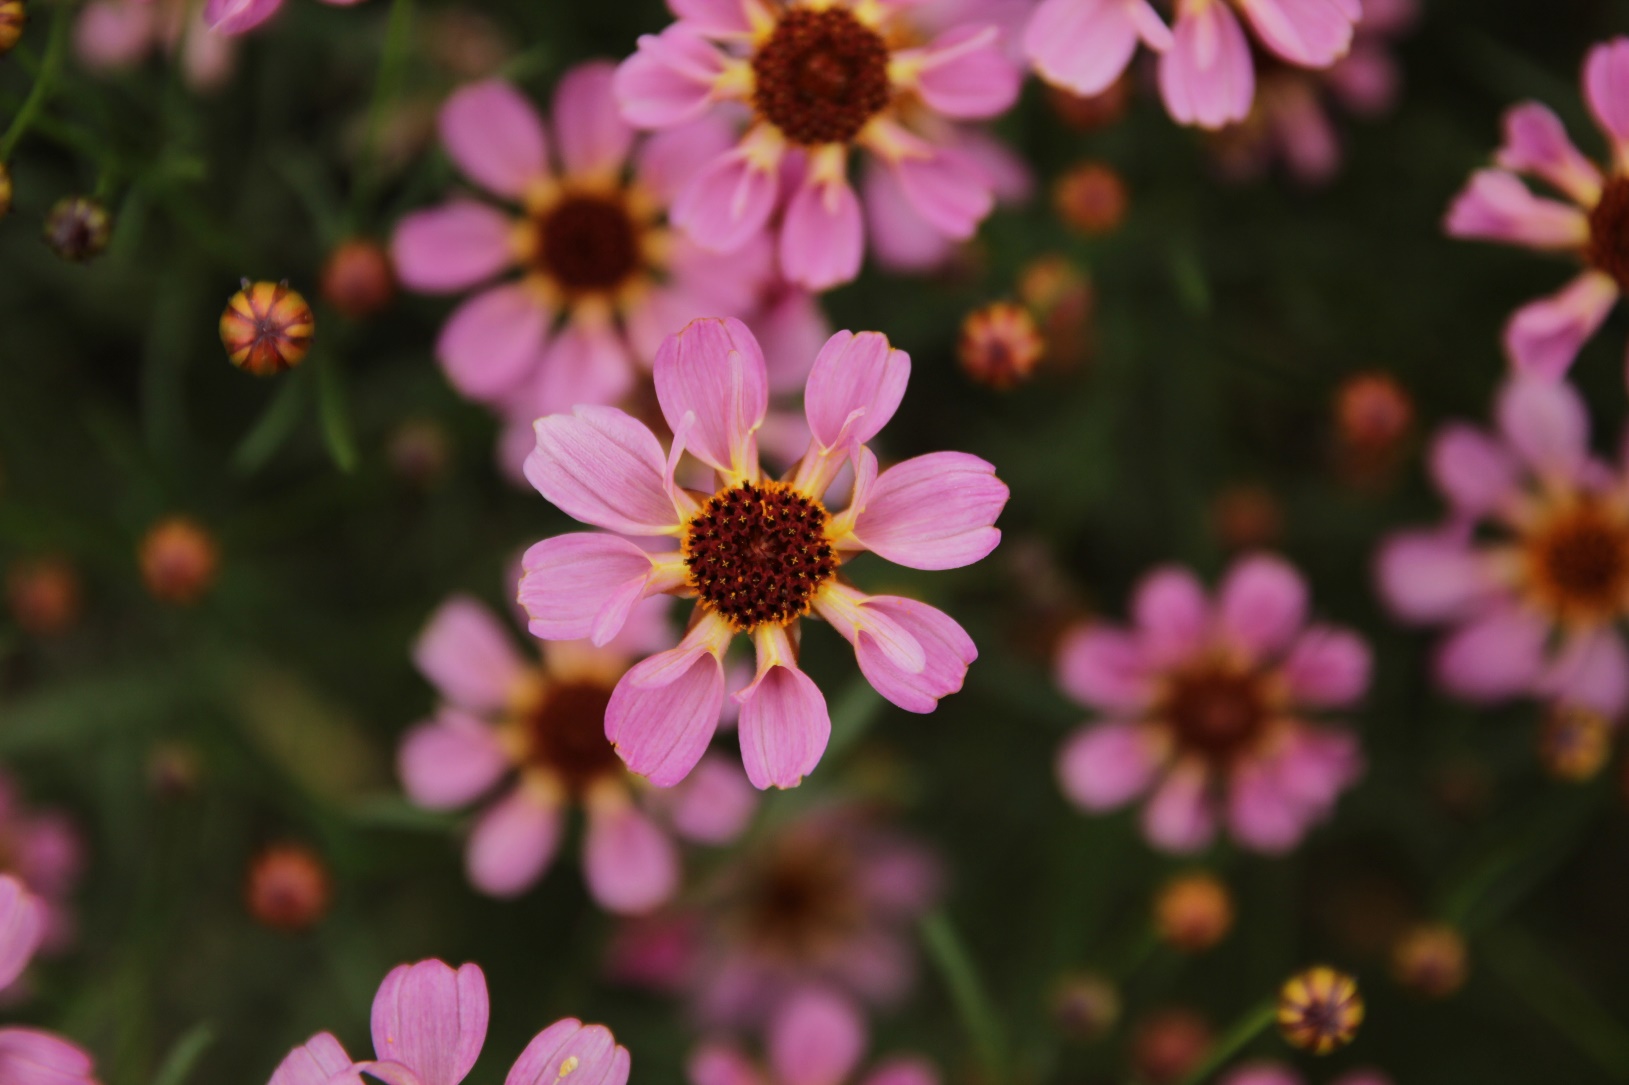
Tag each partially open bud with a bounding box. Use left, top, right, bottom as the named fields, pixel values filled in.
left=1211, top=483, right=1284, bottom=551
left=0, top=162, right=12, bottom=220
left=220, top=280, right=314, bottom=376
left=1278, top=966, right=1363, bottom=1055
left=1054, top=161, right=1128, bottom=236
left=1130, top=1008, right=1212, bottom=1085
left=320, top=239, right=395, bottom=321
left=959, top=302, right=1045, bottom=389
left=0, top=0, right=24, bottom=55
left=1154, top=872, right=1234, bottom=953
left=1390, top=923, right=1467, bottom=999
left=1538, top=703, right=1611, bottom=782
left=1051, top=972, right=1120, bottom=1042
left=138, top=516, right=220, bottom=605
left=43, top=196, right=111, bottom=262
left=245, top=843, right=333, bottom=932
left=5, top=555, right=82, bottom=636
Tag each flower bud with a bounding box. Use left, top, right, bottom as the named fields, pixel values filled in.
left=220, top=280, right=314, bottom=376
left=0, top=0, right=24, bottom=55
left=1018, top=255, right=1094, bottom=368
left=1050, top=971, right=1120, bottom=1042
left=0, top=162, right=13, bottom=220
left=1154, top=872, right=1234, bottom=953
left=5, top=555, right=82, bottom=636
left=1335, top=371, right=1414, bottom=486
left=1211, top=483, right=1284, bottom=551
left=1047, top=76, right=1131, bottom=132
left=1390, top=923, right=1467, bottom=999
left=245, top=843, right=333, bottom=932
left=1130, top=1008, right=1212, bottom=1085
left=959, top=302, right=1044, bottom=389
left=43, top=196, right=111, bottom=262
left=1538, top=702, right=1611, bottom=782
left=1054, top=161, right=1128, bottom=236
left=139, top=516, right=219, bottom=605
left=1278, top=966, right=1363, bottom=1055
left=320, top=239, right=395, bottom=321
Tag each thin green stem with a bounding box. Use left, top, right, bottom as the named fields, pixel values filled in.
left=1485, top=926, right=1629, bottom=1081
left=0, top=0, right=71, bottom=161
left=921, top=910, right=1008, bottom=1085
left=1172, top=999, right=1277, bottom=1085
left=349, top=0, right=415, bottom=225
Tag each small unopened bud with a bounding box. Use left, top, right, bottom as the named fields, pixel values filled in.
left=1539, top=703, right=1611, bottom=782
left=0, top=0, right=24, bottom=55
left=320, top=239, right=395, bottom=321
left=1211, top=483, right=1284, bottom=551
left=1154, top=872, right=1234, bottom=953
left=246, top=843, right=333, bottom=932
left=5, top=556, right=82, bottom=636
left=1278, top=966, right=1363, bottom=1055
left=1054, top=161, right=1128, bottom=236
left=1046, top=76, right=1131, bottom=132
left=1390, top=923, right=1467, bottom=999
left=1017, top=255, right=1094, bottom=368
left=1335, top=372, right=1414, bottom=485
left=0, top=162, right=12, bottom=220
left=387, top=418, right=452, bottom=489
left=1130, top=1008, right=1212, bottom=1085
left=1051, top=972, right=1120, bottom=1041
left=139, top=516, right=220, bottom=605
left=959, top=302, right=1045, bottom=389
left=220, top=280, right=315, bottom=376
left=43, top=196, right=111, bottom=262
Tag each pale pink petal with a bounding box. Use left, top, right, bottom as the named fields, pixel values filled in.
left=675, top=146, right=781, bottom=252
left=0, top=1028, right=99, bottom=1085
left=654, top=316, right=769, bottom=475
left=1216, top=554, right=1308, bottom=660
left=953, top=127, right=1034, bottom=204
left=636, top=116, right=739, bottom=203
left=506, top=1020, right=628, bottom=1085
left=0, top=878, right=43, bottom=991
left=554, top=61, right=635, bottom=178
left=412, top=596, right=529, bottom=713
left=439, top=81, right=549, bottom=200
left=1055, top=626, right=1154, bottom=711
left=615, top=25, right=728, bottom=130
left=180, top=5, right=237, bottom=91
left=369, top=960, right=489, bottom=1085
left=1326, top=45, right=1400, bottom=117
left=802, top=330, right=910, bottom=452
left=1585, top=38, right=1629, bottom=154
left=1236, top=0, right=1356, bottom=67
left=738, top=663, right=830, bottom=789
left=532, top=317, right=636, bottom=415
left=1226, top=761, right=1308, bottom=853
left=1374, top=528, right=1497, bottom=624
left=336, top=1061, right=427, bottom=1085
left=584, top=801, right=680, bottom=915
left=1141, top=763, right=1217, bottom=853
left=1281, top=626, right=1370, bottom=708
left=781, top=179, right=865, bottom=291
left=271, top=1034, right=355, bottom=1085
left=1267, top=78, right=1341, bottom=185
left=1056, top=722, right=1162, bottom=810
left=906, top=25, right=1022, bottom=118
left=607, top=630, right=728, bottom=787
left=859, top=1058, right=938, bottom=1085
left=1132, top=566, right=1211, bottom=667
left=662, top=754, right=758, bottom=844
left=1435, top=605, right=1549, bottom=702
left=1217, top=1061, right=1301, bottom=1085
left=1496, top=102, right=1603, bottom=206
left=751, top=289, right=830, bottom=395
left=391, top=202, right=515, bottom=294
left=524, top=406, right=685, bottom=536
left=466, top=789, right=564, bottom=898
left=688, top=1046, right=763, bottom=1085
left=888, top=150, right=993, bottom=239
left=671, top=0, right=756, bottom=36
left=1539, top=628, right=1629, bottom=716
left=1428, top=423, right=1521, bottom=515
left=848, top=452, right=1006, bottom=569
left=518, top=533, right=672, bottom=644
left=1160, top=0, right=1255, bottom=130
left=1443, top=170, right=1590, bottom=249
left=768, top=989, right=866, bottom=1085
left=435, top=283, right=549, bottom=404
left=204, top=0, right=281, bottom=34
left=847, top=597, right=977, bottom=714
left=1273, top=727, right=1362, bottom=812
left=1495, top=372, right=1591, bottom=480
left=1503, top=272, right=1620, bottom=381
left=1024, top=0, right=1163, bottom=97
left=862, top=160, right=959, bottom=271
left=398, top=710, right=510, bottom=810
left=75, top=1, right=157, bottom=71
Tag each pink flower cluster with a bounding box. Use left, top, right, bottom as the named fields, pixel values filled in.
left=0, top=876, right=99, bottom=1085
left=690, top=988, right=936, bottom=1085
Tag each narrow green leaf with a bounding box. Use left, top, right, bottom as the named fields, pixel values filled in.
left=316, top=351, right=359, bottom=474
left=921, top=911, right=1007, bottom=1085
left=233, top=369, right=311, bottom=476
left=150, top=1023, right=215, bottom=1085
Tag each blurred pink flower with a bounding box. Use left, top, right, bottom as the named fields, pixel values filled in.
left=1055, top=553, right=1368, bottom=854
left=0, top=772, right=84, bottom=962
left=1377, top=375, right=1629, bottom=717
left=689, top=987, right=937, bottom=1085
left=614, top=0, right=1023, bottom=290
left=75, top=0, right=234, bottom=89
left=0, top=876, right=99, bottom=1085
left=399, top=593, right=757, bottom=912
left=1446, top=37, right=1629, bottom=381
left=519, top=317, right=1006, bottom=790
left=1024, top=0, right=1172, bottom=99
left=205, top=0, right=365, bottom=36
left=1219, top=1063, right=1393, bottom=1085
left=267, top=959, right=629, bottom=1085
left=393, top=66, right=772, bottom=428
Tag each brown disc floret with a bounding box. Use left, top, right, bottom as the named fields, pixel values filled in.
left=752, top=6, right=893, bottom=146
left=683, top=481, right=837, bottom=631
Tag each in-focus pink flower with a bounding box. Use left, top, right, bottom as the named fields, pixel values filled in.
left=689, top=987, right=937, bottom=1085
left=614, top=0, right=1023, bottom=290
left=393, top=66, right=772, bottom=429
left=399, top=592, right=756, bottom=911
left=1055, top=553, right=1368, bottom=854
left=204, top=0, right=365, bottom=36
left=1377, top=375, right=1629, bottom=717
left=0, top=771, right=84, bottom=964
left=1446, top=37, right=1629, bottom=382
left=519, top=317, right=1007, bottom=790
left=1218, top=1062, right=1393, bottom=1085
left=0, top=876, right=99, bottom=1085
left=76, top=0, right=235, bottom=89
left=267, top=959, right=629, bottom=1085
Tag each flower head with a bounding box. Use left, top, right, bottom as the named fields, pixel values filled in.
left=43, top=197, right=111, bottom=263
left=958, top=302, right=1045, bottom=389
left=614, top=0, right=1023, bottom=289
left=0, top=0, right=23, bottom=55
left=0, top=771, right=85, bottom=977
left=139, top=516, right=220, bottom=604
left=220, top=281, right=315, bottom=376
left=1389, top=922, right=1467, bottom=999
left=1152, top=871, right=1233, bottom=952
left=245, top=843, right=333, bottom=933
left=5, top=555, right=83, bottom=637
left=520, top=317, right=1006, bottom=790
left=1055, top=553, right=1367, bottom=854
left=1445, top=37, right=1629, bottom=380
left=688, top=988, right=936, bottom=1085
left=321, top=239, right=396, bottom=321
left=1277, top=966, right=1363, bottom=1054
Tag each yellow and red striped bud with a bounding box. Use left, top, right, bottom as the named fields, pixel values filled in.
left=1278, top=966, right=1364, bottom=1054
left=0, top=162, right=12, bottom=220
left=1153, top=872, right=1234, bottom=953
left=220, top=280, right=315, bottom=376
left=1390, top=923, right=1468, bottom=998
left=0, top=1, right=25, bottom=55
left=959, top=302, right=1045, bottom=389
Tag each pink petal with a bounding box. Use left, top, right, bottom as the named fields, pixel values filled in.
left=1054, top=626, right=1153, bottom=711
left=1226, top=760, right=1309, bottom=853
left=584, top=800, right=680, bottom=914
left=675, top=146, right=781, bottom=253
left=553, top=61, right=635, bottom=178
left=524, top=406, right=685, bottom=536
left=750, top=289, right=832, bottom=395
left=435, top=283, right=549, bottom=404
left=666, top=229, right=776, bottom=315
left=398, top=710, right=510, bottom=810
left=738, top=662, right=830, bottom=789
left=615, top=25, right=727, bottom=130
left=781, top=178, right=865, bottom=291
left=1585, top=37, right=1629, bottom=154
left=1374, top=528, right=1496, bottom=624
left=861, top=159, right=959, bottom=271
left=1160, top=0, right=1255, bottom=129
left=466, top=789, right=563, bottom=898
left=1218, top=1062, right=1301, bottom=1085
left=1503, top=271, right=1620, bottom=381
left=889, top=149, right=993, bottom=239
left=1024, top=0, right=1163, bottom=97
left=391, top=202, right=515, bottom=294
left=1496, top=102, right=1603, bottom=206
left=769, top=988, right=867, bottom=1085
left=1273, top=727, right=1362, bottom=813
left=859, top=1059, right=939, bottom=1085
left=653, top=316, right=769, bottom=475
left=1280, top=625, right=1370, bottom=708
left=1428, top=423, right=1520, bottom=515
left=671, top=0, right=756, bottom=35
left=1141, top=762, right=1217, bottom=853
left=271, top=1034, right=355, bottom=1085
left=907, top=25, right=1021, bottom=118
left=1216, top=554, right=1308, bottom=661
left=0, top=1028, right=99, bottom=1085
left=1495, top=372, right=1591, bottom=480
left=1236, top=0, right=1356, bottom=67
left=1132, top=566, right=1211, bottom=667
left=1443, top=170, right=1590, bottom=249
left=662, top=754, right=758, bottom=844
left=636, top=116, right=740, bottom=203
left=0, top=878, right=43, bottom=992
left=849, top=452, right=1007, bottom=570
left=1267, top=78, right=1341, bottom=185
left=1435, top=605, right=1550, bottom=703
left=506, top=1020, right=629, bottom=1085
left=518, top=533, right=671, bottom=645
left=74, top=1, right=158, bottom=71
left=607, top=626, right=728, bottom=786
left=369, top=960, right=489, bottom=1085
left=203, top=0, right=282, bottom=34
left=531, top=316, right=636, bottom=415
left=1056, top=722, right=1162, bottom=810
left=803, top=331, right=910, bottom=452
left=439, top=81, right=549, bottom=200
left=688, top=1046, right=764, bottom=1085
left=848, top=596, right=977, bottom=714
left=413, top=596, right=529, bottom=713
left=1539, top=629, right=1629, bottom=716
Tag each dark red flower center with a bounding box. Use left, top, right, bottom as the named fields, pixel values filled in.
left=535, top=194, right=642, bottom=294
left=1527, top=501, right=1629, bottom=624
left=1163, top=666, right=1269, bottom=762
left=683, top=481, right=836, bottom=631
left=1588, top=176, right=1629, bottom=292
left=521, top=680, right=622, bottom=795
left=735, top=835, right=863, bottom=962
left=752, top=6, right=892, bottom=146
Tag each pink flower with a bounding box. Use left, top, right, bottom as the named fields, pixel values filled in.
left=1445, top=37, right=1629, bottom=381
left=1219, top=1063, right=1393, bottom=1085
left=519, top=317, right=1007, bottom=790
left=75, top=0, right=235, bottom=89
left=0, top=877, right=44, bottom=993
left=1055, top=553, right=1368, bottom=854
left=614, top=0, right=1023, bottom=290
left=689, top=987, right=937, bottom=1085
left=0, top=771, right=84, bottom=965
left=267, top=959, right=629, bottom=1085
left=1024, top=0, right=1173, bottom=98
left=393, top=66, right=773, bottom=425
left=1376, top=375, right=1629, bottom=717
left=399, top=593, right=756, bottom=911
left=204, top=0, right=365, bottom=36
left=0, top=876, right=99, bottom=1085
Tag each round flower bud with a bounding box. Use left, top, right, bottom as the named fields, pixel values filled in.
left=1130, top=1008, right=1212, bottom=1085
left=1054, top=161, right=1128, bottom=236
left=1539, top=703, right=1611, bottom=782
left=43, top=196, right=111, bottom=262
left=1211, top=483, right=1284, bottom=551
left=959, top=302, right=1045, bottom=389
left=1154, top=872, right=1235, bottom=953
left=1278, top=966, right=1364, bottom=1055
left=1390, top=923, right=1467, bottom=999
left=1335, top=371, right=1414, bottom=486
left=245, top=843, right=333, bottom=932
left=1050, top=971, right=1120, bottom=1042
left=5, top=555, right=82, bottom=636
left=138, top=516, right=220, bottom=605
left=0, top=162, right=13, bottom=220
left=320, top=238, right=395, bottom=321
left=0, top=0, right=24, bottom=55
left=220, top=280, right=314, bottom=376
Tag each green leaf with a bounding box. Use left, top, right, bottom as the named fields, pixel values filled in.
left=150, top=1023, right=215, bottom=1085
left=233, top=369, right=311, bottom=476
left=316, top=351, right=359, bottom=474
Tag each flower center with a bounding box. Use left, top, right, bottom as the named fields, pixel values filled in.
left=1524, top=501, right=1629, bottom=624
left=1162, top=664, right=1269, bottom=762
left=520, top=679, right=622, bottom=796
left=1588, top=176, right=1629, bottom=292
left=535, top=194, right=642, bottom=295
left=751, top=5, right=892, bottom=146
left=683, top=481, right=836, bottom=631
left=736, top=836, right=863, bottom=962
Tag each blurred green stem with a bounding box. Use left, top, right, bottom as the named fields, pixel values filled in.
left=1485, top=926, right=1629, bottom=1081
left=350, top=0, right=415, bottom=225
left=0, top=0, right=70, bottom=160
left=1172, top=999, right=1276, bottom=1085
left=921, top=910, right=1008, bottom=1085
left=150, top=1024, right=215, bottom=1085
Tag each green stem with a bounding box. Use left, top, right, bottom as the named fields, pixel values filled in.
left=1172, top=999, right=1277, bottom=1085
left=349, top=0, right=415, bottom=225
left=1485, top=926, right=1629, bottom=1080
left=0, top=0, right=71, bottom=161
left=921, top=911, right=1008, bottom=1085
left=150, top=1023, right=215, bottom=1085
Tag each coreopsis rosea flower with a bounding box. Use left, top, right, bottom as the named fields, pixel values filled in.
left=0, top=772, right=83, bottom=964
left=267, top=959, right=629, bottom=1085
left=613, top=0, right=1023, bottom=290
left=1055, top=554, right=1367, bottom=854
left=1277, top=966, right=1363, bottom=1054
left=74, top=0, right=234, bottom=90
left=520, top=317, right=1007, bottom=789
left=689, top=988, right=937, bottom=1085
left=1446, top=38, right=1629, bottom=381
left=392, top=65, right=771, bottom=417
left=1376, top=376, right=1629, bottom=716
left=0, top=876, right=100, bottom=1085
left=205, top=0, right=364, bottom=36
left=399, top=594, right=756, bottom=911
